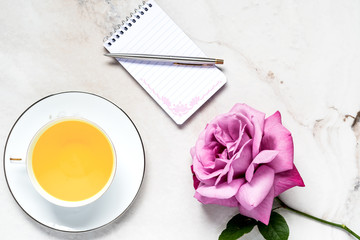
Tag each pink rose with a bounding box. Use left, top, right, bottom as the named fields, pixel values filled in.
left=191, top=104, right=305, bottom=225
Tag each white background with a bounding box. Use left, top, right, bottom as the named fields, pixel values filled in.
left=1, top=0, right=360, bottom=239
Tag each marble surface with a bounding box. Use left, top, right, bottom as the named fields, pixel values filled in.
left=1, top=0, right=360, bottom=239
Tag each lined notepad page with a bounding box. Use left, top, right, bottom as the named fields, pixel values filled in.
left=104, top=0, right=226, bottom=125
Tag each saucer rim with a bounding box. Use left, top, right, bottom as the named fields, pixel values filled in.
left=3, top=91, right=146, bottom=233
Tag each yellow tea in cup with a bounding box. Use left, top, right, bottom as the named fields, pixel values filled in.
left=28, top=118, right=115, bottom=206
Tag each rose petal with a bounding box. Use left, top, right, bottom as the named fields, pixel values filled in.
left=195, top=139, right=217, bottom=168
left=218, top=149, right=228, bottom=160
left=194, top=192, right=239, bottom=207
left=245, top=150, right=279, bottom=182
left=212, top=157, right=228, bottom=171
left=216, top=115, right=241, bottom=142
left=196, top=178, right=245, bottom=199
left=230, top=103, right=265, bottom=131
left=274, top=165, right=305, bottom=196
left=192, top=157, right=223, bottom=185
left=191, top=165, right=200, bottom=189
left=191, top=134, right=227, bottom=185
left=233, top=113, right=254, bottom=137
left=261, top=123, right=294, bottom=173
left=253, top=151, right=279, bottom=165
left=236, top=165, right=275, bottom=210
left=228, top=125, right=251, bottom=161
left=251, top=116, right=263, bottom=158
left=194, top=126, right=226, bottom=169
left=217, top=139, right=252, bottom=185
left=239, top=187, right=274, bottom=225
left=230, top=139, right=253, bottom=175
left=228, top=166, right=234, bottom=184
left=204, top=124, right=218, bottom=146
left=264, top=111, right=282, bottom=132
left=230, top=104, right=265, bottom=158
left=230, top=121, right=247, bottom=154
left=245, top=164, right=255, bottom=183
left=215, top=161, right=231, bottom=185
left=214, top=127, right=231, bottom=147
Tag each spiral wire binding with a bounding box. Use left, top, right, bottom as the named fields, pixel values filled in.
left=104, top=1, right=153, bottom=46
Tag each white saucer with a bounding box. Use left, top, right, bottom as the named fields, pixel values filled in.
left=3, top=92, right=145, bottom=232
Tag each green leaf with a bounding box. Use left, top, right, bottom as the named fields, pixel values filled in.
left=219, top=214, right=257, bottom=240
left=258, top=212, right=289, bottom=240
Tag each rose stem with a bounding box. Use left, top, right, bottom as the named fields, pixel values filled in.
left=276, top=198, right=360, bottom=239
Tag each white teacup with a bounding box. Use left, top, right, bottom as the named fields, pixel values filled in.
left=12, top=117, right=116, bottom=207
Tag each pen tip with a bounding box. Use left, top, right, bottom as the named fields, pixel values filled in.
left=216, top=59, right=224, bottom=64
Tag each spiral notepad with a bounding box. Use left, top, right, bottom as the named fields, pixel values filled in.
left=103, top=0, right=226, bottom=125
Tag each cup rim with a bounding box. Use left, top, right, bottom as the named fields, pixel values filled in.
left=26, top=117, right=117, bottom=208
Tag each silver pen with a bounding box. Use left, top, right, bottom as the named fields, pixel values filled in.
left=104, top=53, right=224, bottom=65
